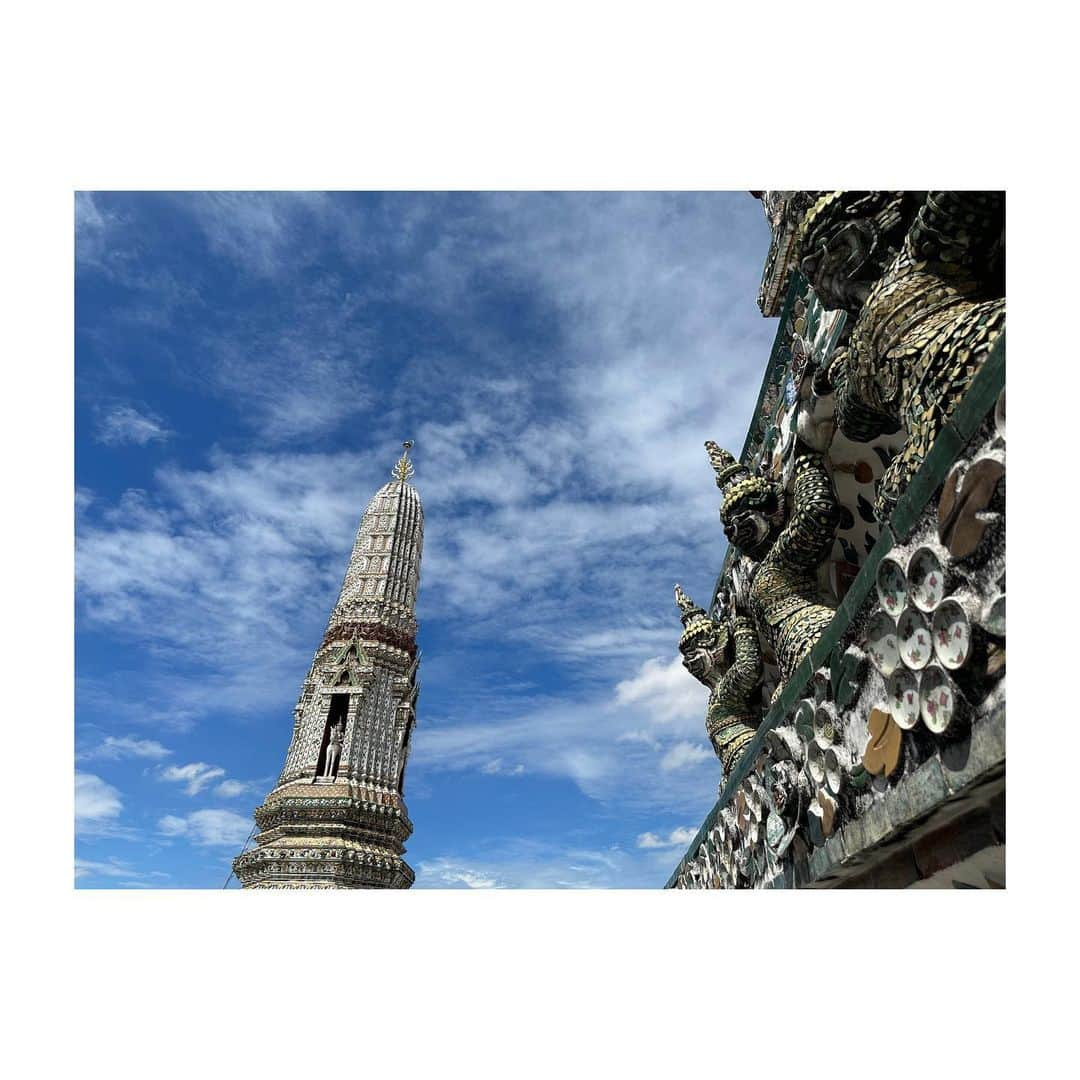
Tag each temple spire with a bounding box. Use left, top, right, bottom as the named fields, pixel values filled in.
left=233, top=450, right=425, bottom=889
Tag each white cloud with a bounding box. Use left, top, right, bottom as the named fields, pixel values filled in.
left=95, top=404, right=172, bottom=447
left=636, top=826, right=698, bottom=850
left=79, top=735, right=172, bottom=761
left=74, top=857, right=169, bottom=885
left=417, top=858, right=501, bottom=889
left=480, top=759, right=526, bottom=776
left=214, top=779, right=260, bottom=798
left=75, top=772, right=123, bottom=820
left=660, top=741, right=713, bottom=772
left=413, top=652, right=715, bottom=814
left=75, top=193, right=774, bottom=883
left=416, top=840, right=671, bottom=890
left=158, top=809, right=252, bottom=847
left=614, top=655, right=709, bottom=726
left=159, top=762, right=226, bottom=796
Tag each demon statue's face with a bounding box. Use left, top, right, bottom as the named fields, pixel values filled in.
left=678, top=614, right=730, bottom=690
left=795, top=191, right=920, bottom=316
left=720, top=480, right=785, bottom=562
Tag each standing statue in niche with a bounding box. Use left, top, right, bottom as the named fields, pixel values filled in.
left=796, top=190, right=1005, bottom=519
left=674, top=584, right=763, bottom=779
left=322, top=719, right=344, bottom=779
left=706, top=441, right=841, bottom=701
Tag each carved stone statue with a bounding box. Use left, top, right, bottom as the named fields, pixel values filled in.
left=322, top=719, right=344, bottom=779
left=706, top=442, right=841, bottom=700
left=796, top=190, right=1005, bottom=519
left=675, top=584, right=763, bottom=778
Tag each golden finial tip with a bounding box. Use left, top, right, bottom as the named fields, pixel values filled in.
left=392, top=441, right=415, bottom=482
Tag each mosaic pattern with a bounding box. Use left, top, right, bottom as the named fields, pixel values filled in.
left=798, top=191, right=1005, bottom=520
left=671, top=192, right=1004, bottom=888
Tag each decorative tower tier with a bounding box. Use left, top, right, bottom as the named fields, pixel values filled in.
left=233, top=443, right=424, bottom=889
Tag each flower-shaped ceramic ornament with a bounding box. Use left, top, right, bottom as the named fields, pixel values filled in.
left=885, top=668, right=921, bottom=730
left=875, top=557, right=908, bottom=617
left=866, top=610, right=901, bottom=676
left=907, top=547, right=946, bottom=613
left=897, top=608, right=932, bottom=671
left=919, top=666, right=957, bottom=734
left=931, top=599, right=972, bottom=670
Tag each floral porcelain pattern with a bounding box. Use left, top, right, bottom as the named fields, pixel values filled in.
left=876, top=557, right=908, bottom=616
left=932, top=599, right=971, bottom=670
left=907, top=547, right=945, bottom=612
left=866, top=610, right=900, bottom=675
left=897, top=608, right=932, bottom=671
left=886, top=668, right=921, bottom=730
left=920, top=666, right=956, bottom=733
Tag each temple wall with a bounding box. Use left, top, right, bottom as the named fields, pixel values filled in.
left=669, top=193, right=1005, bottom=889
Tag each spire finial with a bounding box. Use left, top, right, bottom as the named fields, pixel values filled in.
left=392, top=440, right=415, bottom=483
left=674, top=583, right=696, bottom=617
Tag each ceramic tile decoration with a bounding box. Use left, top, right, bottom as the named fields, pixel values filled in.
left=668, top=190, right=1006, bottom=891
left=814, top=705, right=836, bottom=748
left=886, top=668, right=921, bottom=729
left=824, top=746, right=848, bottom=795
left=866, top=610, right=901, bottom=675
left=897, top=607, right=933, bottom=670
left=876, top=556, right=908, bottom=616
left=932, top=598, right=972, bottom=670
left=920, top=665, right=957, bottom=734
left=862, top=706, right=904, bottom=778
left=794, top=699, right=816, bottom=741
left=907, top=546, right=945, bottom=612
left=766, top=810, right=786, bottom=849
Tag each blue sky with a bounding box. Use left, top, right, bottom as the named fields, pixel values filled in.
left=74, top=191, right=776, bottom=888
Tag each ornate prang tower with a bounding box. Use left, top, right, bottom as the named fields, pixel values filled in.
left=233, top=443, right=424, bottom=889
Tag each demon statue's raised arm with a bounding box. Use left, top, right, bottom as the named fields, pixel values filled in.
left=675, top=584, right=763, bottom=778
left=706, top=441, right=841, bottom=701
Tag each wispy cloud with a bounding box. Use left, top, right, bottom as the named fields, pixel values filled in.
left=414, top=653, right=711, bottom=813
left=214, top=779, right=261, bottom=798
left=75, top=192, right=774, bottom=886
left=158, top=809, right=252, bottom=847
left=75, top=772, right=123, bottom=820
left=75, top=857, right=170, bottom=886
left=660, top=741, right=713, bottom=772
left=479, top=759, right=526, bottom=776
left=159, top=762, right=226, bottom=796
left=417, top=858, right=501, bottom=889
left=95, top=403, right=172, bottom=446
left=78, top=735, right=172, bottom=761
left=416, top=838, right=673, bottom=890
left=636, top=826, right=698, bottom=850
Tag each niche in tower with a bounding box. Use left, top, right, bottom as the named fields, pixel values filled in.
left=315, top=694, right=350, bottom=780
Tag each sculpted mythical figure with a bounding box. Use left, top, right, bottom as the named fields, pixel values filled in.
left=706, top=441, right=841, bottom=700
left=675, top=584, right=763, bottom=777
left=322, top=719, right=344, bottom=779
left=795, top=190, right=1005, bottom=518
